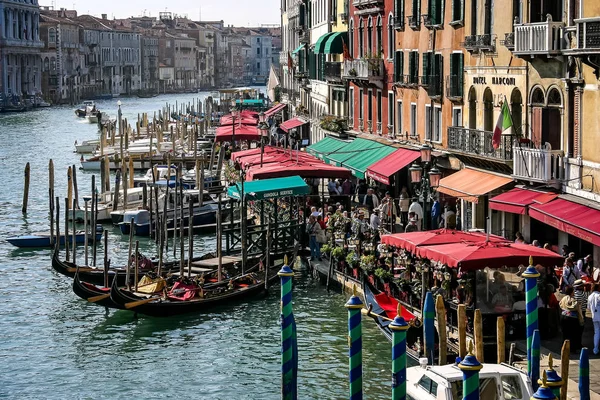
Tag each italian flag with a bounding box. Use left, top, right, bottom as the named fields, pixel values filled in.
left=493, top=101, right=513, bottom=149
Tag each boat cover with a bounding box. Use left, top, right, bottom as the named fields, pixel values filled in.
left=167, top=281, right=197, bottom=301
left=374, top=292, right=416, bottom=322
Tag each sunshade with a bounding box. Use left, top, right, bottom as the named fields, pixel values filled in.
left=489, top=188, right=551, bottom=215
left=248, top=160, right=352, bottom=180
left=314, top=32, right=334, bottom=54
left=381, top=229, right=509, bottom=253
left=264, top=103, right=287, bottom=117
left=227, top=175, right=310, bottom=200
left=307, top=137, right=348, bottom=160
left=365, top=147, right=420, bottom=185
left=280, top=117, right=308, bottom=133
left=215, top=124, right=260, bottom=142
left=323, top=31, right=348, bottom=54
left=436, top=168, right=513, bottom=203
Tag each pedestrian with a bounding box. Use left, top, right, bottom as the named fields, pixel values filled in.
left=370, top=209, right=380, bottom=231
left=576, top=254, right=593, bottom=277
left=399, top=186, right=410, bottom=226
left=327, top=179, right=337, bottom=196
left=514, top=232, right=525, bottom=244
left=431, top=198, right=441, bottom=229
left=362, top=188, right=380, bottom=212
left=561, top=257, right=579, bottom=292
left=531, top=239, right=542, bottom=248
left=307, top=215, right=322, bottom=261
left=341, top=178, right=353, bottom=196
left=405, top=217, right=419, bottom=233
left=356, top=180, right=368, bottom=204
left=408, top=198, right=423, bottom=230
left=587, top=283, right=600, bottom=355
left=379, top=192, right=398, bottom=231
left=560, top=286, right=584, bottom=352
left=561, top=245, right=570, bottom=257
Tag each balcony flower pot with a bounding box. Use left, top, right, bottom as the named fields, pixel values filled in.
left=349, top=68, right=357, bottom=77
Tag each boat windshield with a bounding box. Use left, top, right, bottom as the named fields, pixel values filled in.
left=474, top=267, right=526, bottom=315
left=451, top=377, right=499, bottom=399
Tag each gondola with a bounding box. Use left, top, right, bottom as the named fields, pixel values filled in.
left=51, top=246, right=215, bottom=286
left=72, top=270, right=123, bottom=309
left=109, top=260, right=284, bottom=317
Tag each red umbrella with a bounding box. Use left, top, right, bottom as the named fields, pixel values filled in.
left=415, top=241, right=564, bottom=271
left=248, top=160, right=353, bottom=180
left=219, top=116, right=258, bottom=126
left=215, top=124, right=260, bottom=142
left=381, top=229, right=508, bottom=253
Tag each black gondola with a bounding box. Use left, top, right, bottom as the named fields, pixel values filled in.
left=109, top=263, right=282, bottom=318
left=72, top=271, right=124, bottom=309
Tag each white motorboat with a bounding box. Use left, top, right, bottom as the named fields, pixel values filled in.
left=86, top=113, right=99, bottom=124
left=406, top=359, right=532, bottom=400
left=75, top=187, right=146, bottom=222
left=74, top=139, right=100, bottom=154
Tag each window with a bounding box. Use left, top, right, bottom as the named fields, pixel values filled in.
left=433, top=106, right=442, bottom=142
left=377, top=90, right=382, bottom=125
left=349, top=87, right=354, bottom=122
left=359, top=88, right=364, bottom=120
left=422, top=51, right=432, bottom=85
left=257, top=47, right=261, bottom=55
left=452, top=378, right=499, bottom=399
left=418, top=375, right=438, bottom=396
left=449, top=53, right=464, bottom=98
left=412, top=0, right=421, bottom=17
left=367, top=89, right=373, bottom=122
left=257, top=62, right=261, bottom=70
left=395, top=0, right=405, bottom=26
left=367, top=17, right=373, bottom=55
left=452, top=107, right=463, bottom=127
left=429, top=0, right=443, bottom=24
left=376, top=15, right=383, bottom=55
left=394, top=50, right=404, bottom=82
left=410, top=103, right=417, bottom=137
left=501, top=375, right=523, bottom=399
left=397, top=100, right=403, bottom=135
left=349, top=19, right=354, bottom=58
left=358, top=19, right=364, bottom=57
left=388, top=92, right=394, bottom=132
left=425, top=105, right=432, bottom=140
left=48, top=28, right=56, bottom=44
left=452, top=0, right=465, bottom=23
left=387, top=14, right=394, bottom=59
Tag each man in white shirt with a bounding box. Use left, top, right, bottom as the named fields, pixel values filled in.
left=408, top=199, right=423, bottom=230
left=587, top=283, right=600, bottom=355
left=370, top=209, right=380, bottom=231
left=576, top=254, right=592, bottom=277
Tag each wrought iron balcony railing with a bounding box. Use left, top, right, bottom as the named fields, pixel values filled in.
left=447, top=126, right=513, bottom=161
left=408, top=15, right=420, bottom=29
left=501, top=32, right=515, bottom=49
left=324, top=62, right=342, bottom=82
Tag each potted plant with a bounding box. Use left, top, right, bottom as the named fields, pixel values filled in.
left=375, top=267, right=394, bottom=295
left=321, top=244, right=333, bottom=256
left=331, top=246, right=345, bottom=261
left=349, top=68, right=357, bottom=77
left=346, top=251, right=360, bottom=279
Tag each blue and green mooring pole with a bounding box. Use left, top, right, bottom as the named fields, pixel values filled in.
left=522, top=257, right=540, bottom=378
left=345, top=285, right=363, bottom=400
left=278, top=258, right=297, bottom=400
left=390, top=304, right=409, bottom=400
left=458, top=341, right=483, bottom=400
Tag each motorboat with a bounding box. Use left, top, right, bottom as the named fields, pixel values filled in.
left=74, top=139, right=100, bottom=154
left=76, top=187, right=146, bottom=222
left=75, top=100, right=95, bottom=118
left=406, top=360, right=532, bottom=400
left=7, top=228, right=103, bottom=248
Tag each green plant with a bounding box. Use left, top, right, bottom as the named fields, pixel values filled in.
left=321, top=244, right=333, bottom=255
left=349, top=68, right=357, bottom=77
left=360, top=254, right=376, bottom=274
left=374, top=267, right=393, bottom=282
left=320, top=115, right=348, bottom=133
left=346, top=251, right=360, bottom=268
left=331, top=246, right=345, bottom=260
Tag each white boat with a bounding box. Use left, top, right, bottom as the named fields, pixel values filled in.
left=75, top=187, right=146, bottom=222
left=406, top=360, right=532, bottom=400
left=86, top=113, right=99, bottom=124
left=75, top=139, right=100, bottom=154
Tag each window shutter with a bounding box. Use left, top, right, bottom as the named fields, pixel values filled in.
left=399, top=50, right=404, bottom=80
left=422, top=52, right=431, bottom=84
left=299, top=4, right=305, bottom=26
left=457, top=53, right=464, bottom=93
left=308, top=52, right=316, bottom=79
left=412, top=0, right=419, bottom=16
left=430, top=0, right=438, bottom=24
left=414, top=52, right=419, bottom=83
left=434, top=53, right=442, bottom=79
left=532, top=107, right=543, bottom=148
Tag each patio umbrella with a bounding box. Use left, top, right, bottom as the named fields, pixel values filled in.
left=415, top=241, right=564, bottom=270
left=380, top=229, right=508, bottom=253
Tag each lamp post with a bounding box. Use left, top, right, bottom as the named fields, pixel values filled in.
left=258, top=112, right=269, bottom=167
left=408, top=144, right=441, bottom=231
left=230, top=97, right=238, bottom=145
left=235, top=160, right=249, bottom=274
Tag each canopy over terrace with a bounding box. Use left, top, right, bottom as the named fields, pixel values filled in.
left=215, top=124, right=261, bottom=142
left=219, top=115, right=258, bottom=126
left=264, top=103, right=287, bottom=118
left=381, top=229, right=509, bottom=253
left=227, top=175, right=310, bottom=201
left=414, top=241, right=564, bottom=271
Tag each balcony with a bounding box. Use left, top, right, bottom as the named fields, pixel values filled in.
left=513, top=146, right=564, bottom=185
left=324, top=62, right=342, bottom=83
left=419, top=75, right=430, bottom=87
left=448, top=127, right=513, bottom=162
left=299, top=30, right=310, bottom=44
left=563, top=18, right=600, bottom=56
left=353, top=0, right=384, bottom=15
left=462, top=35, right=477, bottom=51
left=340, top=13, right=348, bottom=23
left=394, top=19, right=405, bottom=31
left=462, top=34, right=496, bottom=52
left=422, top=14, right=434, bottom=29
left=514, top=18, right=564, bottom=57
left=342, top=58, right=385, bottom=83
left=445, top=75, right=463, bottom=101
left=501, top=32, right=515, bottom=50
left=408, top=15, right=420, bottom=29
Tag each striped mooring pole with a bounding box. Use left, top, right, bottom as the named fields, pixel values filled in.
left=522, top=257, right=540, bottom=377
left=532, top=371, right=558, bottom=400
left=579, top=348, right=590, bottom=400
left=458, top=341, right=482, bottom=400
left=278, top=260, right=295, bottom=400
left=531, top=329, right=541, bottom=391
left=538, top=353, right=563, bottom=398
left=390, top=303, right=409, bottom=400
left=423, top=291, right=435, bottom=365
left=345, top=285, right=363, bottom=400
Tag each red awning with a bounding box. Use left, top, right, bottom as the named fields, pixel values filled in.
left=219, top=116, right=258, bottom=126
left=416, top=241, right=564, bottom=270
left=489, top=188, right=552, bottom=215
left=280, top=117, right=308, bottom=133
left=381, top=229, right=508, bottom=253
left=529, top=198, right=600, bottom=246
left=365, top=148, right=420, bottom=185
left=248, top=160, right=352, bottom=180
left=215, top=124, right=260, bottom=142
left=264, top=103, right=287, bottom=117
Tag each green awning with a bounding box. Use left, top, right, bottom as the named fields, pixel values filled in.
left=324, top=32, right=348, bottom=54
left=227, top=175, right=310, bottom=201
left=306, top=137, right=348, bottom=160
left=292, top=44, right=305, bottom=55
left=326, top=138, right=385, bottom=165
left=314, top=32, right=335, bottom=54
left=341, top=145, right=397, bottom=179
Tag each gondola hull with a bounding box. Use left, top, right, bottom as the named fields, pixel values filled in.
left=72, top=272, right=124, bottom=309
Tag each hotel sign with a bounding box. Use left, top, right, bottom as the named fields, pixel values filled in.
left=472, top=76, right=517, bottom=86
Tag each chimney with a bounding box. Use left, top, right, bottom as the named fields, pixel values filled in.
left=102, top=13, right=107, bottom=20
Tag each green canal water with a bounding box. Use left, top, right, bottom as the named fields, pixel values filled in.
left=0, top=93, right=394, bottom=399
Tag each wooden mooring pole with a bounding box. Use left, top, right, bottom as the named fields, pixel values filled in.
left=22, top=162, right=30, bottom=214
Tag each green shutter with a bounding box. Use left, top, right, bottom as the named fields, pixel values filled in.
left=452, top=0, right=464, bottom=22
left=430, top=0, right=437, bottom=24
left=318, top=54, right=325, bottom=81
left=414, top=52, right=419, bottom=83
left=299, top=4, right=305, bottom=26
left=399, top=51, right=404, bottom=81
left=457, top=53, right=464, bottom=96
left=401, top=0, right=405, bottom=21
left=308, top=52, right=316, bottom=79
left=422, top=52, right=430, bottom=84
left=434, top=53, right=442, bottom=78
left=412, top=0, right=419, bottom=16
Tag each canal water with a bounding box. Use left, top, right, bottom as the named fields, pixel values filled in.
left=0, top=93, right=395, bottom=399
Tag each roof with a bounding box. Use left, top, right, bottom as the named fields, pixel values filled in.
left=307, top=137, right=348, bottom=160
left=341, top=144, right=396, bottom=180
left=227, top=176, right=310, bottom=200
left=280, top=117, right=308, bottom=133
left=436, top=168, right=513, bottom=203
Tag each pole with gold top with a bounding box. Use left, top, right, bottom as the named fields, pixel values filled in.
left=532, top=329, right=541, bottom=391
left=458, top=341, right=483, bottom=400
left=390, top=303, right=409, bottom=400
left=278, top=256, right=296, bottom=400
left=345, top=284, right=363, bottom=400
left=539, top=354, right=563, bottom=398
left=532, top=371, right=558, bottom=400
left=522, top=256, right=540, bottom=378
left=579, top=348, right=590, bottom=400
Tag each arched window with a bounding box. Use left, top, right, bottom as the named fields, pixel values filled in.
left=483, top=88, right=493, bottom=132
left=547, top=87, right=562, bottom=107
left=367, top=17, right=373, bottom=56
left=530, top=86, right=545, bottom=105
left=48, top=27, right=55, bottom=44
left=468, top=87, right=476, bottom=129
left=43, top=57, right=49, bottom=72
left=510, top=88, right=523, bottom=136
left=349, top=19, right=354, bottom=58
left=358, top=18, right=364, bottom=58
left=387, top=14, right=394, bottom=60
left=376, top=15, right=383, bottom=56
left=50, top=57, right=56, bottom=72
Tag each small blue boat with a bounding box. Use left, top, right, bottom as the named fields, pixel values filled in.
left=7, top=229, right=103, bottom=248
